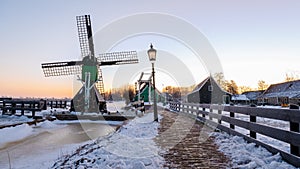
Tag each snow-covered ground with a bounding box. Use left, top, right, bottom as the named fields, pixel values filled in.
left=52, top=112, right=164, bottom=168
left=1, top=103, right=299, bottom=168
left=0, top=115, right=32, bottom=126
left=51, top=109, right=298, bottom=168
left=212, top=132, right=297, bottom=169
left=220, top=106, right=292, bottom=153
left=0, top=119, right=118, bottom=169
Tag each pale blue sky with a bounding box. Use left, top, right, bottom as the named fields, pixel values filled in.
left=0, top=0, right=300, bottom=97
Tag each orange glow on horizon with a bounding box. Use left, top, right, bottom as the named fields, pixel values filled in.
left=0, top=80, right=73, bottom=98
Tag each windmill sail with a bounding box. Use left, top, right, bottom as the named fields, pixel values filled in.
left=41, top=61, right=82, bottom=77
left=76, top=15, right=95, bottom=58
left=98, top=51, right=138, bottom=66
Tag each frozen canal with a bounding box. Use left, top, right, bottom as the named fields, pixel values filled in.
left=0, top=121, right=118, bottom=169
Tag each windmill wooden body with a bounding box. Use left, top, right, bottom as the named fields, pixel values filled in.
left=41, top=15, right=138, bottom=113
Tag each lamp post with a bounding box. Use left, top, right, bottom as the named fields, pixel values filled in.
left=148, top=43, right=158, bottom=122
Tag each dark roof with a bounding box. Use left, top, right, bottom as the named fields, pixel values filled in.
left=192, top=77, right=210, bottom=92
left=242, top=90, right=265, bottom=100
left=189, top=76, right=230, bottom=95
left=260, top=80, right=300, bottom=98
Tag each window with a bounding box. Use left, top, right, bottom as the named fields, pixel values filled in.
left=208, top=85, right=213, bottom=91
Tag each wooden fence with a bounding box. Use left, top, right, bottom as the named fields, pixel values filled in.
left=169, top=102, right=300, bottom=167
left=0, top=99, right=45, bottom=118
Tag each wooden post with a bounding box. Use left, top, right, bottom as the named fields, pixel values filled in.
left=290, top=104, right=300, bottom=156
left=21, top=102, right=25, bottom=115
left=209, top=108, right=213, bottom=121
left=218, top=106, right=222, bottom=124
left=63, top=101, right=67, bottom=108
left=12, top=102, right=16, bottom=114
left=3, top=101, right=6, bottom=114
left=50, top=101, right=53, bottom=109
left=230, top=112, right=235, bottom=129
left=202, top=107, right=205, bottom=118
left=250, top=115, right=257, bottom=139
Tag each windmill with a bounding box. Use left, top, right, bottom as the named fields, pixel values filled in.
left=41, top=15, right=138, bottom=113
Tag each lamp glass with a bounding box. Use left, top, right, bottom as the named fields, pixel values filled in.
left=147, top=44, right=156, bottom=63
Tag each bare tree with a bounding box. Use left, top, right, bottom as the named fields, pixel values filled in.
left=257, top=80, right=269, bottom=90
left=285, top=71, right=300, bottom=82
left=214, top=72, right=226, bottom=90
left=226, top=80, right=239, bottom=94
left=239, top=86, right=253, bottom=94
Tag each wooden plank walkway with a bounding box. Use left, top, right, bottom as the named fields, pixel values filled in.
left=155, top=110, right=230, bottom=168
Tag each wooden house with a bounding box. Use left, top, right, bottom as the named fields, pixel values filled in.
left=187, top=77, right=231, bottom=104
left=258, top=80, right=300, bottom=106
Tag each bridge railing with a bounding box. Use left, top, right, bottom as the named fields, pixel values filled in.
left=169, top=102, right=300, bottom=167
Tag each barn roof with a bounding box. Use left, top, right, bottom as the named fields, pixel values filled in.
left=192, top=77, right=210, bottom=92
left=242, top=90, right=264, bottom=100
left=232, top=94, right=250, bottom=101
left=188, top=76, right=230, bottom=95
left=260, top=80, right=300, bottom=98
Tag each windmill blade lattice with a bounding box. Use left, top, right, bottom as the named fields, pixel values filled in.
left=41, top=61, right=82, bottom=77
left=98, top=51, right=138, bottom=66
left=95, top=68, right=105, bottom=95
left=76, top=15, right=94, bottom=58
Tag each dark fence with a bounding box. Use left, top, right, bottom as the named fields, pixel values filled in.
left=0, top=99, right=46, bottom=118
left=0, top=98, right=71, bottom=118
left=169, top=102, right=300, bottom=167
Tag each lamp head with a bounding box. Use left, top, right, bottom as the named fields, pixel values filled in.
left=147, top=43, right=157, bottom=63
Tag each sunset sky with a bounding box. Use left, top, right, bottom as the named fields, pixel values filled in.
left=0, top=0, right=300, bottom=98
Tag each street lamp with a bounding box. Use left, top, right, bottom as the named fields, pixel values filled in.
left=148, top=43, right=158, bottom=122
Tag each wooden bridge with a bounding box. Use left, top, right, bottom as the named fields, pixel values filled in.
left=169, top=102, right=300, bottom=167
left=0, top=98, right=71, bottom=118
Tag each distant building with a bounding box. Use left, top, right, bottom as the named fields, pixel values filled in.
left=187, top=77, right=231, bottom=104
left=134, top=72, right=165, bottom=103
left=134, top=83, right=165, bottom=103
left=231, top=94, right=250, bottom=105
left=231, top=90, right=264, bottom=105
left=258, top=80, right=300, bottom=106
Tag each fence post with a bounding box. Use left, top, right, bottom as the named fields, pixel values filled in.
left=202, top=107, right=206, bottom=118
left=230, top=111, right=235, bottom=129
left=12, top=102, right=16, bottom=114
left=250, top=115, right=257, bottom=139
left=290, top=104, right=300, bottom=156
left=21, top=102, right=25, bottom=115
left=218, top=105, right=222, bottom=124
left=209, top=108, right=213, bottom=121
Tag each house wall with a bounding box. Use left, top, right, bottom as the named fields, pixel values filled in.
left=187, top=78, right=231, bottom=104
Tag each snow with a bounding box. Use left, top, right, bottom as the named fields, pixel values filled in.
left=211, top=132, right=297, bottom=169
left=52, top=112, right=164, bottom=168
left=0, top=124, right=33, bottom=148
left=0, top=105, right=298, bottom=168
left=0, top=120, right=65, bottom=148
left=0, top=115, right=32, bottom=126
left=220, top=106, right=292, bottom=153
left=232, top=94, right=250, bottom=101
